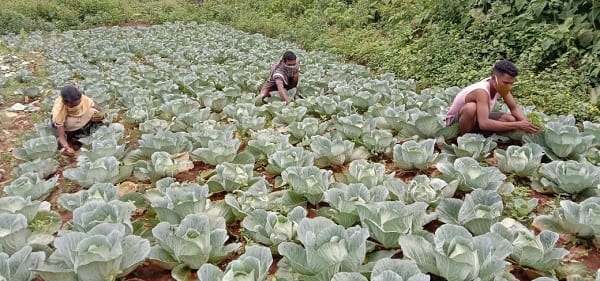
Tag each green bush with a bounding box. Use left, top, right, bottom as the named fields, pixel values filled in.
left=0, top=0, right=205, bottom=34
left=0, top=10, right=36, bottom=34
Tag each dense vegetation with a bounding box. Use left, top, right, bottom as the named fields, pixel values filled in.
left=0, top=0, right=598, bottom=121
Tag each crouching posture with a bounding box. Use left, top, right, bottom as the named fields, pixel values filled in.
left=259, top=51, right=299, bottom=105
left=51, top=85, right=104, bottom=155
left=445, top=60, right=539, bottom=136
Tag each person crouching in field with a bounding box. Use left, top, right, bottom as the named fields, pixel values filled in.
left=51, top=85, right=104, bottom=156
left=258, top=51, right=300, bottom=105
left=445, top=60, right=539, bottom=136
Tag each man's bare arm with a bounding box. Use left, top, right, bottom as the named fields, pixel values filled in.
left=56, top=125, right=74, bottom=155
left=468, top=90, right=535, bottom=132
left=275, top=78, right=290, bottom=104
left=502, top=93, right=527, bottom=121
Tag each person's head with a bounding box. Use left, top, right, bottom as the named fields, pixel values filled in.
left=281, top=51, right=299, bottom=76
left=492, top=60, right=518, bottom=96
left=60, top=85, right=82, bottom=108
left=282, top=51, right=297, bottom=67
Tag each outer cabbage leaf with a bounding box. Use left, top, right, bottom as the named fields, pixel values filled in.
left=12, top=136, right=58, bottom=161
left=138, top=118, right=171, bottom=134
left=266, top=147, right=314, bottom=176
left=436, top=189, right=503, bottom=235
left=63, top=156, right=127, bottom=187
left=281, top=166, right=335, bottom=205
left=58, top=183, right=119, bottom=212
left=436, top=157, right=506, bottom=192
left=148, top=213, right=241, bottom=269
left=241, top=207, right=307, bottom=249
left=494, top=143, right=544, bottom=177
left=77, top=138, right=126, bottom=162
left=360, top=129, right=395, bottom=156
left=4, top=173, right=58, bottom=201
left=0, top=213, right=53, bottom=255
left=524, top=120, right=594, bottom=160
left=225, top=180, right=272, bottom=218
left=393, top=139, right=439, bottom=171
left=531, top=160, right=600, bottom=196
left=191, top=139, right=240, bottom=165
left=11, top=158, right=59, bottom=178
left=0, top=246, right=45, bottom=281
left=33, top=223, right=150, bottom=281
left=144, top=181, right=211, bottom=224
left=0, top=196, right=41, bottom=222
left=370, top=258, right=430, bottom=281
left=442, top=133, right=497, bottom=161
left=492, top=218, right=568, bottom=272
left=134, top=151, right=194, bottom=182
left=398, top=109, right=459, bottom=141
left=246, top=130, right=292, bottom=158
left=324, top=183, right=388, bottom=227
left=207, top=163, right=264, bottom=193
left=72, top=200, right=136, bottom=234
left=198, top=245, right=273, bottom=281
left=533, top=197, right=600, bottom=238
left=404, top=175, right=458, bottom=206
left=310, top=135, right=369, bottom=168
left=288, top=117, right=324, bottom=142
left=276, top=217, right=369, bottom=281
left=398, top=224, right=512, bottom=281
left=356, top=201, right=432, bottom=248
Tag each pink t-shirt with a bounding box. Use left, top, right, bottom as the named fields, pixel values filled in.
left=445, top=78, right=500, bottom=125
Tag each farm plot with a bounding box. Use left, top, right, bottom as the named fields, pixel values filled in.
left=0, top=22, right=599, bottom=281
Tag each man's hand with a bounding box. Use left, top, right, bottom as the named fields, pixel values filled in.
left=63, top=147, right=76, bottom=156
left=91, top=112, right=105, bottom=122
left=516, top=120, right=540, bottom=133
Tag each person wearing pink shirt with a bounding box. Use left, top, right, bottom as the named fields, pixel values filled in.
left=445, top=60, right=539, bottom=136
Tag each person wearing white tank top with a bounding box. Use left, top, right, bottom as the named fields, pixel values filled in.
left=445, top=60, right=539, bottom=136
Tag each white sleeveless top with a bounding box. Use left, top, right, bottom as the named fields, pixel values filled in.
left=445, top=78, right=499, bottom=125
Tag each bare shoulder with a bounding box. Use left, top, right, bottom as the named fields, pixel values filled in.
left=464, top=89, right=489, bottom=103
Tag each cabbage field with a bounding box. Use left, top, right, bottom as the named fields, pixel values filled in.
left=1, top=22, right=600, bottom=281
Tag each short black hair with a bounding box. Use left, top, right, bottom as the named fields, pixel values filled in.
left=493, top=60, right=519, bottom=77
left=282, top=51, right=296, bottom=62
left=60, top=85, right=82, bottom=103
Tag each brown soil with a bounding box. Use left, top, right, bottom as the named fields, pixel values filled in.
left=210, top=191, right=226, bottom=201
left=268, top=254, right=283, bottom=277
left=227, top=220, right=242, bottom=240
left=329, top=164, right=348, bottom=174
left=579, top=246, right=600, bottom=271
left=263, top=171, right=276, bottom=188
left=307, top=208, right=318, bottom=218
left=484, top=154, right=498, bottom=167
left=125, top=261, right=174, bottom=281
left=557, top=236, right=600, bottom=272
left=382, top=159, right=439, bottom=182
left=217, top=248, right=242, bottom=272
left=529, top=190, right=556, bottom=214
left=510, top=266, right=545, bottom=280
left=174, top=161, right=214, bottom=183
left=58, top=210, right=73, bottom=229
left=423, top=219, right=444, bottom=233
